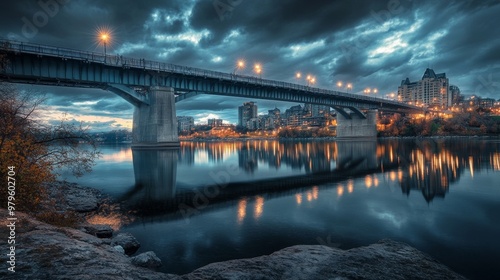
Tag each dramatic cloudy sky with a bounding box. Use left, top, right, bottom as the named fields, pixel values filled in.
left=1, top=0, right=499, bottom=130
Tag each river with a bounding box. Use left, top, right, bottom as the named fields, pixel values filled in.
left=62, top=138, right=500, bottom=279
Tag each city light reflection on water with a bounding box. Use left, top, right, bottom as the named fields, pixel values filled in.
left=69, top=138, right=500, bottom=279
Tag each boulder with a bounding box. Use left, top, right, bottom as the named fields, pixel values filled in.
left=111, top=233, right=140, bottom=255
left=113, top=245, right=125, bottom=254
left=83, top=224, right=113, bottom=238
left=131, top=251, right=162, bottom=269
left=177, top=239, right=467, bottom=280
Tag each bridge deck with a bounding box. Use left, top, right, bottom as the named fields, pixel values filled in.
left=0, top=39, right=421, bottom=112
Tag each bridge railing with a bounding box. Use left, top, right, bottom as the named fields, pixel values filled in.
left=0, top=39, right=417, bottom=110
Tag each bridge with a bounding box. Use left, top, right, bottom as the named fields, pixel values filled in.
left=0, top=40, right=422, bottom=147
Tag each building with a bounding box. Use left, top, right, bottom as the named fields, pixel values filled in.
left=480, top=98, right=496, bottom=109
left=449, top=85, right=461, bottom=106
left=304, top=104, right=330, bottom=117
left=208, top=118, right=223, bottom=127
left=238, top=102, right=258, bottom=128
left=177, top=116, right=194, bottom=132
left=268, top=107, right=281, bottom=128
left=284, top=104, right=303, bottom=126
left=398, top=68, right=451, bottom=108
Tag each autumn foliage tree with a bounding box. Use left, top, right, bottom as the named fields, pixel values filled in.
left=0, top=84, right=100, bottom=212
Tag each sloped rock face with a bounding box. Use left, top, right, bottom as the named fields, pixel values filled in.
left=177, top=240, right=467, bottom=280
left=0, top=209, right=174, bottom=280
left=0, top=209, right=466, bottom=280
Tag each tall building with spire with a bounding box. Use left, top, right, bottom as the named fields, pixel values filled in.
left=398, top=68, right=451, bottom=108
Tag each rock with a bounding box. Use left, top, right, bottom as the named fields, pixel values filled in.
left=113, top=245, right=125, bottom=254
left=64, top=185, right=99, bottom=212
left=177, top=239, right=467, bottom=280
left=0, top=209, right=466, bottom=280
left=131, top=251, right=162, bottom=269
left=0, top=209, right=174, bottom=280
left=111, top=233, right=140, bottom=255
left=83, top=224, right=113, bottom=238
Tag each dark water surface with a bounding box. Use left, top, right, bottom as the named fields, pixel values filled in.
left=64, top=138, right=500, bottom=279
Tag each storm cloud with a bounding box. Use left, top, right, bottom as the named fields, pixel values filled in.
left=1, top=0, right=499, bottom=130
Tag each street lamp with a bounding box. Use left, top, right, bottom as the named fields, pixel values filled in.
left=295, top=72, right=302, bottom=83
left=347, top=83, right=352, bottom=92
left=337, top=81, right=343, bottom=89
left=254, top=63, right=262, bottom=78
left=234, top=59, right=245, bottom=74
left=98, top=30, right=110, bottom=62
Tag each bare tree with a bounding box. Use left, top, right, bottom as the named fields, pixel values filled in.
left=0, top=83, right=100, bottom=211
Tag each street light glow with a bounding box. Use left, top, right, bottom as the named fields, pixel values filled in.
left=234, top=59, right=245, bottom=74
left=254, top=63, right=262, bottom=77
left=296, top=72, right=301, bottom=79
left=237, top=60, right=245, bottom=68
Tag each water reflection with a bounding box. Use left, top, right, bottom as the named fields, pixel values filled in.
left=122, top=139, right=500, bottom=216
left=120, top=149, right=177, bottom=211
left=113, top=138, right=500, bottom=279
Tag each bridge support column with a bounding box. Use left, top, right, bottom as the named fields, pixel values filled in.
left=336, top=109, right=377, bottom=139
left=132, top=86, right=179, bottom=148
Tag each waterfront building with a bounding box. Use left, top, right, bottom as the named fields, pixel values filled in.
left=208, top=118, right=223, bottom=127
left=238, top=102, right=258, bottom=128
left=398, top=68, right=451, bottom=108
left=177, top=116, right=194, bottom=132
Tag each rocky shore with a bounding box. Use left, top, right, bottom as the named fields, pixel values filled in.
left=0, top=182, right=467, bottom=280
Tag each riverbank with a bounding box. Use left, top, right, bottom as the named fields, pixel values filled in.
left=0, top=182, right=468, bottom=279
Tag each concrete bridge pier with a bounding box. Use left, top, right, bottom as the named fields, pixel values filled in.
left=336, top=109, right=378, bottom=139
left=132, top=86, right=180, bottom=148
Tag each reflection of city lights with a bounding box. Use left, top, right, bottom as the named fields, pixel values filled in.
left=492, top=153, right=500, bottom=171
left=312, top=186, right=319, bottom=200
left=295, top=193, right=302, bottom=205
left=389, top=171, right=397, bottom=182
left=337, top=185, right=344, bottom=197
left=347, top=180, right=354, bottom=193
left=469, top=156, right=474, bottom=178
left=307, top=192, right=313, bottom=202
left=237, top=198, right=247, bottom=224
left=373, top=175, right=379, bottom=187
left=254, top=196, right=264, bottom=219
left=365, top=175, right=373, bottom=188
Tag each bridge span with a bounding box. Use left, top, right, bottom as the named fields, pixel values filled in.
left=0, top=40, right=422, bottom=146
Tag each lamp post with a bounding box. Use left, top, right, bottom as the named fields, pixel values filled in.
left=347, top=83, right=352, bottom=92
left=99, top=32, right=110, bottom=62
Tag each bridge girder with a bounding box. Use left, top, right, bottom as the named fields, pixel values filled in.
left=0, top=40, right=423, bottom=114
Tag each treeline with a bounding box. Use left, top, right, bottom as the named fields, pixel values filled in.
left=378, top=112, right=500, bottom=137
left=94, top=129, right=131, bottom=143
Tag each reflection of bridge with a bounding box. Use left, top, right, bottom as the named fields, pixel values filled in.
left=0, top=40, right=422, bottom=146
left=120, top=141, right=389, bottom=215
left=118, top=138, right=497, bottom=216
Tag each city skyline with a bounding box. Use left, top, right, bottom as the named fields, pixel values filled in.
left=1, top=0, right=499, bottom=130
